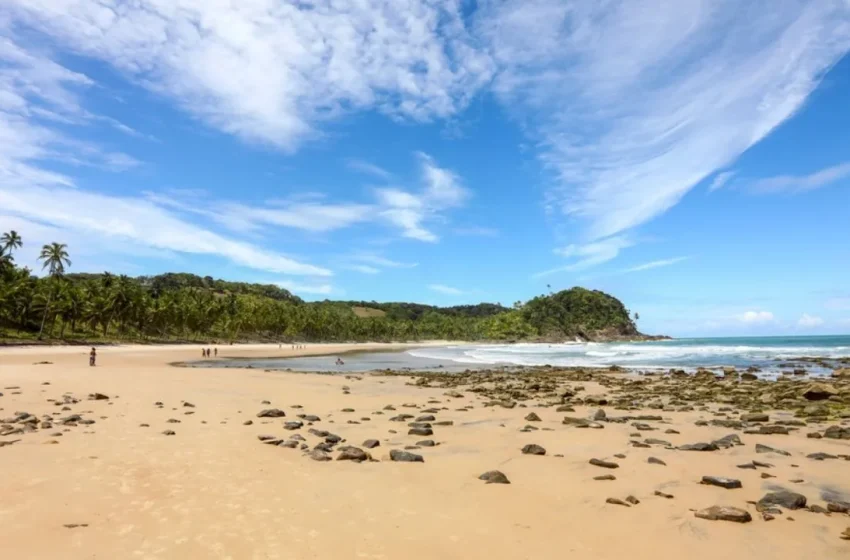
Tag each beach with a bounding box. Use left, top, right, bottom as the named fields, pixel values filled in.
left=1, top=343, right=848, bottom=559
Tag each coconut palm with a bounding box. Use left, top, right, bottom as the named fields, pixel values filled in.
left=1, top=230, right=22, bottom=255
left=37, top=243, right=71, bottom=338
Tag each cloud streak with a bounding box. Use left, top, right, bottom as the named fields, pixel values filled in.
left=477, top=0, right=850, bottom=240
left=429, top=284, right=464, bottom=295
left=747, top=162, right=850, bottom=194
left=535, top=236, right=633, bottom=277
left=623, top=256, right=690, bottom=273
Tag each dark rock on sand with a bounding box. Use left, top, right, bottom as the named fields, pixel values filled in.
left=337, top=447, right=369, bottom=462
left=521, top=444, right=546, bottom=456
left=648, top=457, right=667, bottom=466
left=654, top=491, right=674, bottom=499
left=694, top=506, right=752, bottom=523
left=284, top=421, right=303, bottom=430
left=741, top=413, right=769, bottom=423
left=479, top=470, right=511, bottom=484
left=606, top=498, right=630, bottom=507
left=390, top=450, right=424, bottom=462
left=679, top=442, right=719, bottom=451
left=824, top=426, right=850, bottom=440
left=257, top=409, right=286, bottom=418
left=807, top=452, right=838, bottom=461
left=755, top=443, right=791, bottom=456
left=308, top=449, right=332, bottom=462
left=162, top=430, right=176, bottom=436
left=801, top=383, right=838, bottom=401
left=589, top=458, right=619, bottom=469
left=594, top=475, right=616, bottom=481
left=408, top=427, right=433, bottom=437
left=88, top=393, right=109, bottom=400
left=524, top=412, right=542, bottom=422
left=758, top=491, right=807, bottom=510
left=700, top=476, right=742, bottom=489
left=827, top=502, right=849, bottom=514
left=363, top=439, right=380, bottom=449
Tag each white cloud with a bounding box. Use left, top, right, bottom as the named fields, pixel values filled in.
left=5, top=0, right=494, bottom=151
left=476, top=0, right=850, bottom=240
left=708, top=171, right=736, bottom=192
left=623, top=256, right=690, bottom=273
left=797, top=313, right=824, bottom=328
left=351, top=254, right=418, bottom=269
left=429, top=284, right=463, bottom=295
left=346, top=158, right=393, bottom=181
left=737, top=311, right=775, bottom=324
left=535, top=235, right=633, bottom=277
left=1, top=184, right=331, bottom=277
left=346, top=265, right=380, bottom=275
left=275, top=281, right=334, bottom=296
left=825, top=297, right=850, bottom=311
left=748, top=162, right=850, bottom=194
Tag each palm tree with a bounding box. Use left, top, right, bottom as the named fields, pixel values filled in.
left=37, top=243, right=71, bottom=338
left=1, top=230, right=22, bottom=255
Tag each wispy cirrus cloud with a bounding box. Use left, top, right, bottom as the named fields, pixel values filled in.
left=429, top=284, right=464, bottom=296
left=477, top=0, right=850, bottom=242
left=737, top=311, right=775, bottom=325
left=747, top=162, right=850, bottom=194
left=708, top=171, right=736, bottom=192
left=345, top=158, right=393, bottom=181
left=623, top=256, right=690, bottom=273
left=797, top=313, right=824, bottom=328
left=534, top=235, right=633, bottom=278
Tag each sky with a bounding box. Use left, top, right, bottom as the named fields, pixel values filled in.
left=1, top=0, right=850, bottom=337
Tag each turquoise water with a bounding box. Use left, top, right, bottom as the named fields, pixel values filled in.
left=193, top=335, right=850, bottom=377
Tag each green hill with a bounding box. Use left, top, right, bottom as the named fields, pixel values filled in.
left=1, top=240, right=650, bottom=343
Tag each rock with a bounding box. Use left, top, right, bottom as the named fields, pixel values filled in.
left=337, top=447, right=369, bottom=462
left=644, top=438, right=671, bottom=446
left=524, top=412, right=542, bottom=422
left=390, top=450, right=424, bottom=463
left=755, top=443, right=790, bottom=456
left=591, top=409, right=607, bottom=421
left=647, top=457, right=666, bottom=466
left=824, top=425, right=850, bottom=440
left=183, top=402, right=195, bottom=407
left=694, top=506, right=752, bottom=523
left=589, top=458, right=619, bottom=469
left=299, top=414, right=321, bottom=422
left=363, top=439, right=380, bottom=449
left=654, top=491, right=674, bottom=499
left=712, top=434, right=742, bottom=448
left=809, top=505, right=829, bottom=514
left=841, top=527, right=850, bottom=540
left=745, top=425, right=789, bottom=435
left=625, top=495, right=640, bottom=505
left=417, top=440, right=436, bottom=447
left=678, top=442, right=718, bottom=451
left=308, top=449, right=332, bottom=462
left=832, top=368, right=850, bottom=378
left=827, top=501, right=849, bottom=513
left=479, top=470, right=511, bottom=484
left=416, top=415, right=436, bottom=422
left=700, top=476, right=742, bottom=489
left=802, top=383, right=838, bottom=401
left=284, top=421, right=303, bottom=430
left=521, top=444, right=546, bottom=456
left=257, top=409, right=286, bottom=418
left=408, top=427, right=433, bottom=437
left=594, top=475, right=616, bottom=481
left=758, top=491, right=807, bottom=510
left=324, top=433, right=342, bottom=444
left=87, top=393, right=109, bottom=400
left=243, top=420, right=253, bottom=426
left=162, top=430, right=175, bottom=436
left=741, top=413, right=769, bottom=423
left=807, top=452, right=837, bottom=461
left=606, top=498, right=630, bottom=507
left=257, top=434, right=277, bottom=442
left=562, top=417, right=594, bottom=428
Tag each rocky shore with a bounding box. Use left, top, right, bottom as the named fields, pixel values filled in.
left=0, top=344, right=848, bottom=559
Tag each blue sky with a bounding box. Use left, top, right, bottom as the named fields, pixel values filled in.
left=1, top=1, right=850, bottom=337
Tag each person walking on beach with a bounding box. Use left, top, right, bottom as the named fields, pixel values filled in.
left=214, top=347, right=218, bottom=357
left=89, top=347, right=97, bottom=367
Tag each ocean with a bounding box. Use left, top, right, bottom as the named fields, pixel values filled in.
left=193, top=335, right=850, bottom=377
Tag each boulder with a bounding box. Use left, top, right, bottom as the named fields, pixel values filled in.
left=478, top=470, right=511, bottom=484
left=801, top=383, right=838, bottom=401
left=390, top=450, right=424, bottom=463
left=700, top=476, right=742, bottom=489
left=694, top=506, right=752, bottom=523
left=758, top=491, right=807, bottom=510
left=257, top=409, right=286, bottom=418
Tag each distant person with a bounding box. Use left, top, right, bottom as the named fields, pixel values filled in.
left=202, top=348, right=206, bottom=358
left=207, top=347, right=211, bottom=358
left=89, top=347, right=97, bottom=367
left=214, top=348, right=218, bottom=357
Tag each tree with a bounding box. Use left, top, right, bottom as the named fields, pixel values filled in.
left=634, top=312, right=640, bottom=321
left=1, top=230, right=23, bottom=255
left=37, top=243, right=71, bottom=338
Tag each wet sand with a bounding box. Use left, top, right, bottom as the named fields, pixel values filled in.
left=0, top=343, right=848, bottom=559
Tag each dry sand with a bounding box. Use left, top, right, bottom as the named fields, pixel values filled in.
left=0, top=343, right=848, bottom=559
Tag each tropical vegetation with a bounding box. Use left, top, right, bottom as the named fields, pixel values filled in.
left=0, top=232, right=640, bottom=344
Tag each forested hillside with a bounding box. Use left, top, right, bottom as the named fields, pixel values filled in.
left=0, top=232, right=645, bottom=344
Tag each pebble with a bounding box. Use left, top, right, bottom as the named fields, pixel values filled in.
left=654, top=491, right=674, bottom=499
left=363, top=439, right=380, bottom=449
left=589, top=458, right=619, bottom=469
left=594, top=475, right=616, bottom=481
left=678, top=442, right=719, bottom=451
left=162, top=430, right=175, bottom=436
left=606, top=498, right=630, bottom=507
left=647, top=457, right=666, bottom=466
left=390, top=450, right=424, bottom=463
left=755, top=443, right=790, bottom=456
left=521, top=444, right=546, bottom=456
left=700, top=476, right=742, bottom=489
left=694, top=506, right=752, bottom=523
left=479, top=470, right=511, bottom=484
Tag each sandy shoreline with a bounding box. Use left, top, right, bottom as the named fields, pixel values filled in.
left=0, top=344, right=848, bottom=558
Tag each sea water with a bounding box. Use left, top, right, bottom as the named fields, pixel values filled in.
left=192, top=335, right=850, bottom=377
